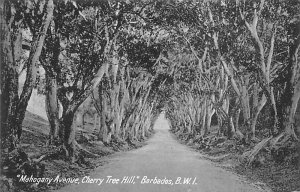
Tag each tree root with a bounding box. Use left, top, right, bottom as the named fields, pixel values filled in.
left=74, top=141, right=100, bottom=158
left=270, top=131, right=299, bottom=148
left=242, top=136, right=272, bottom=166
left=242, top=132, right=298, bottom=167
left=270, top=132, right=285, bottom=147
left=32, top=155, right=48, bottom=163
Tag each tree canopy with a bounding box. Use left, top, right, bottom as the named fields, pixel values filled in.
left=1, top=1, right=300, bottom=190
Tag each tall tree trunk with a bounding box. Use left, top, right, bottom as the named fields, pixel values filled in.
left=82, top=112, right=86, bottom=129
left=270, top=87, right=279, bottom=133
left=45, top=71, right=60, bottom=144
left=100, top=107, right=107, bottom=142
left=227, top=98, right=239, bottom=139
left=60, top=111, right=76, bottom=162
left=282, top=80, right=300, bottom=137
left=201, top=99, right=207, bottom=136
left=93, top=113, right=98, bottom=131
left=0, top=2, right=19, bottom=149
left=58, top=92, right=92, bottom=160
left=241, top=79, right=251, bottom=125
left=234, top=108, right=240, bottom=135
left=251, top=94, right=267, bottom=139
left=278, top=33, right=300, bottom=137
left=205, top=100, right=215, bottom=137
left=1, top=0, right=22, bottom=150
left=16, top=0, right=53, bottom=139
left=0, top=69, right=19, bottom=150
left=101, top=91, right=111, bottom=144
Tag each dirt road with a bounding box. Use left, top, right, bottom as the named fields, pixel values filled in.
left=55, top=113, right=271, bottom=192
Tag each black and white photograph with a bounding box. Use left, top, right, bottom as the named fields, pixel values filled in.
left=0, top=0, right=300, bottom=191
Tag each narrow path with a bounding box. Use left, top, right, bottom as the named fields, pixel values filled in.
left=55, top=113, right=270, bottom=192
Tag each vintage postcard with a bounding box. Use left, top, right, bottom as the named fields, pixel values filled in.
left=1, top=0, right=299, bottom=192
